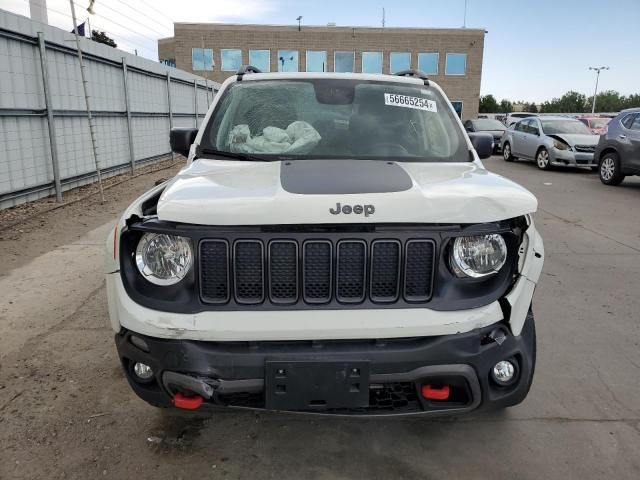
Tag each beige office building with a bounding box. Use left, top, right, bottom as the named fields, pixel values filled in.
left=159, top=23, right=485, bottom=119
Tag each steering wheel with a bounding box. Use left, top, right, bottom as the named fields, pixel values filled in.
left=370, top=143, right=410, bottom=156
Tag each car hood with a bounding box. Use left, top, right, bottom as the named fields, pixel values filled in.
left=156, top=159, right=538, bottom=225
left=549, top=133, right=598, bottom=146
left=479, top=129, right=506, bottom=137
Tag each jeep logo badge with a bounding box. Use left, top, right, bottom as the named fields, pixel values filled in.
left=329, top=203, right=375, bottom=217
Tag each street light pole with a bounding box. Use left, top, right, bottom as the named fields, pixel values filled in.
left=462, top=0, right=468, bottom=28
left=589, top=66, right=609, bottom=114
left=296, top=16, right=302, bottom=32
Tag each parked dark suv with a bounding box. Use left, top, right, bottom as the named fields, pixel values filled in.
left=595, top=108, right=640, bottom=185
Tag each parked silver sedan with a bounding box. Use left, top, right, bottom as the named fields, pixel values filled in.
left=501, top=116, right=599, bottom=170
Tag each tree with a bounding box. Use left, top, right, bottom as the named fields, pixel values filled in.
left=479, top=94, right=499, bottom=113
left=499, top=99, right=513, bottom=113
left=538, top=91, right=587, bottom=113
left=556, top=91, right=587, bottom=113
left=623, top=94, right=640, bottom=109
left=529, top=103, right=538, bottom=113
left=91, top=30, right=117, bottom=48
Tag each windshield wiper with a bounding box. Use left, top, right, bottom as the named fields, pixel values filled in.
left=198, top=148, right=272, bottom=162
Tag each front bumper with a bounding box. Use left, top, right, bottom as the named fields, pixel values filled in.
left=550, top=148, right=596, bottom=167
left=115, top=311, right=536, bottom=416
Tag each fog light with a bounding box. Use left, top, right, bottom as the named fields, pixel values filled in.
left=133, top=362, right=154, bottom=380
left=492, top=360, right=515, bottom=385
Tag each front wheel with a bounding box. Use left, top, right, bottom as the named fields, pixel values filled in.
left=599, top=153, right=625, bottom=185
left=503, top=142, right=514, bottom=162
left=536, top=148, right=552, bottom=170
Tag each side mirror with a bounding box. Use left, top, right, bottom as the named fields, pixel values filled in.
left=467, top=132, right=493, bottom=159
left=465, top=125, right=473, bottom=132
left=170, top=128, right=198, bottom=157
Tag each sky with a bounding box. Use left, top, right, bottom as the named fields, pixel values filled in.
left=1, top=0, right=639, bottom=102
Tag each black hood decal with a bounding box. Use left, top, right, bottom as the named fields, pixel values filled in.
left=280, top=160, right=413, bottom=195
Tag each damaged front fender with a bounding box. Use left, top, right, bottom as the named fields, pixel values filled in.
left=506, top=218, right=545, bottom=335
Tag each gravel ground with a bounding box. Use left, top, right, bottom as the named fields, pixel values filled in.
left=1, top=156, right=640, bottom=480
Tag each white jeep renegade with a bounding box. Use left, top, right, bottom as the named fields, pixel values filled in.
left=105, top=68, right=544, bottom=415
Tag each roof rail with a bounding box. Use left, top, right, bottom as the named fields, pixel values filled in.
left=394, top=69, right=429, bottom=85
left=236, top=65, right=262, bottom=81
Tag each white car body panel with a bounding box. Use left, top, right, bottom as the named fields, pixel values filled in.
left=106, top=272, right=505, bottom=341
left=156, top=159, right=538, bottom=225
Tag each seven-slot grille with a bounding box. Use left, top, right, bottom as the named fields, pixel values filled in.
left=199, top=238, right=435, bottom=306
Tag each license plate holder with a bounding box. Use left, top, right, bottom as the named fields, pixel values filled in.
left=265, top=361, right=370, bottom=411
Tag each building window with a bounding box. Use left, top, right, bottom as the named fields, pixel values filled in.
left=221, top=49, right=242, bottom=71
left=306, top=50, right=327, bottom=72
left=160, top=58, right=176, bottom=68
left=334, top=51, right=355, bottom=73
left=249, top=49, right=270, bottom=72
left=417, top=52, right=438, bottom=75
left=451, top=101, right=463, bottom=118
left=191, top=48, right=213, bottom=71
left=390, top=52, right=411, bottom=73
left=278, top=49, right=299, bottom=72
left=445, top=53, right=466, bottom=75
left=361, top=52, right=382, bottom=74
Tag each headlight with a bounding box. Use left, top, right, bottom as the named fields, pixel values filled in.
left=552, top=138, right=571, bottom=151
left=135, top=233, right=193, bottom=285
left=450, top=234, right=507, bottom=278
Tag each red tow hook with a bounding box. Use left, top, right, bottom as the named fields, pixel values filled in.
left=173, top=392, right=204, bottom=410
left=421, top=384, right=450, bottom=401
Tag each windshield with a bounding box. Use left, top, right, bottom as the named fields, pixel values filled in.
left=541, top=119, right=592, bottom=135
left=473, top=119, right=505, bottom=130
left=201, top=79, right=469, bottom=162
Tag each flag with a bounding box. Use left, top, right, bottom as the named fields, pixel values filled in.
left=71, top=22, right=86, bottom=36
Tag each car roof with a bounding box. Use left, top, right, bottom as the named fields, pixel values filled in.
left=537, top=115, right=581, bottom=121
left=241, top=71, right=427, bottom=86
left=620, top=107, right=640, bottom=114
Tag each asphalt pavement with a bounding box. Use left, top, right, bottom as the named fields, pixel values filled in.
left=1, top=156, right=639, bottom=480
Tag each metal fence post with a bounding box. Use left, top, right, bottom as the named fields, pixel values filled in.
left=121, top=57, right=136, bottom=173
left=36, top=32, right=62, bottom=202
left=193, top=79, right=198, bottom=128
left=167, top=72, right=175, bottom=162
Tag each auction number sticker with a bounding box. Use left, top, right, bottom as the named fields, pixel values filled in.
left=384, top=93, right=437, bottom=112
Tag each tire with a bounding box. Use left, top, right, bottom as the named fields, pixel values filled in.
left=536, top=148, right=552, bottom=170
left=599, top=152, right=625, bottom=186
left=503, top=142, right=514, bottom=162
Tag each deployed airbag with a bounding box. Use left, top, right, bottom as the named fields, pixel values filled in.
left=229, top=121, right=321, bottom=154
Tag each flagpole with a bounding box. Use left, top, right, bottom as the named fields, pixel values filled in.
left=69, top=0, right=104, bottom=202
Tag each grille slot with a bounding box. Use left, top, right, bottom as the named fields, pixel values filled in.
left=269, top=241, right=298, bottom=304
left=336, top=240, right=367, bottom=303
left=200, top=240, right=230, bottom=304
left=233, top=240, right=264, bottom=304
left=303, top=241, right=332, bottom=303
left=370, top=240, right=401, bottom=303
left=404, top=240, right=435, bottom=302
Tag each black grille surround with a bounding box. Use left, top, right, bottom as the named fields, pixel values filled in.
left=200, top=236, right=434, bottom=308
left=119, top=220, right=524, bottom=314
